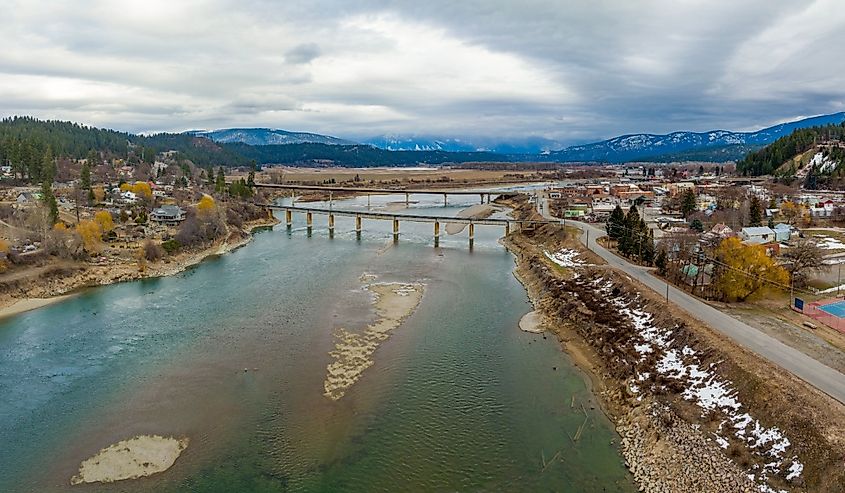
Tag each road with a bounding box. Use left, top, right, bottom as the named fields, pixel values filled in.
left=536, top=196, right=845, bottom=406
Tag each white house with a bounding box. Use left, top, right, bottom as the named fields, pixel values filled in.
left=121, top=191, right=137, bottom=204
left=740, top=226, right=776, bottom=245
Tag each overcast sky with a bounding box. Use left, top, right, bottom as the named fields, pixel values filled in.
left=2, top=0, right=844, bottom=144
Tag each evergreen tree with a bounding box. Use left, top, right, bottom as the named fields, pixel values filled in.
left=655, top=248, right=668, bottom=275
left=619, top=206, right=641, bottom=256
left=690, top=218, right=704, bottom=232
left=247, top=170, right=255, bottom=189
left=215, top=167, right=226, bottom=193
left=606, top=205, right=625, bottom=241
left=641, top=229, right=655, bottom=265
left=681, top=188, right=697, bottom=218
left=748, top=196, right=763, bottom=227
left=40, top=148, right=58, bottom=224
left=80, top=159, right=92, bottom=199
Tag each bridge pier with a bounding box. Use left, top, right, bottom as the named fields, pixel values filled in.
left=328, top=213, right=335, bottom=238
left=285, top=209, right=292, bottom=230
left=480, top=193, right=484, bottom=205
left=434, top=221, right=440, bottom=247
left=443, top=193, right=447, bottom=207
left=504, top=221, right=509, bottom=236
left=405, top=192, right=409, bottom=207
left=355, top=214, right=362, bottom=239
left=469, top=222, right=475, bottom=249
left=367, top=193, right=370, bottom=208
left=393, top=218, right=399, bottom=242
left=306, top=212, right=313, bottom=236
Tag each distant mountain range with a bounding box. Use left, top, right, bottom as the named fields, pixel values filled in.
left=189, top=111, right=845, bottom=163
left=188, top=128, right=355, bottom=146
left=547, top=112, right=845, bottom=163
left=360, top=135, right=563, bottom=154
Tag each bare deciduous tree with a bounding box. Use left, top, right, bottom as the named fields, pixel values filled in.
left=782, top=238, right=825, bottom=286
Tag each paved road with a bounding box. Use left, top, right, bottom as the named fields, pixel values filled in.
left=537, top=196, right=845, bottom=406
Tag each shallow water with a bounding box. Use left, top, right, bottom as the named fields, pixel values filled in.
left=0, top=193, right=635, bottom=492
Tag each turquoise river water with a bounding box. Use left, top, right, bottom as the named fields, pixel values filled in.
left=0, top=193, right=635, bottom=492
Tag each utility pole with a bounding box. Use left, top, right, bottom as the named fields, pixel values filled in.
left=666, top=282, right=669, bottom=303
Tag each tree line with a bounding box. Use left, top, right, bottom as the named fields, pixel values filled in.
left=737, top=122, right=845, bottom=176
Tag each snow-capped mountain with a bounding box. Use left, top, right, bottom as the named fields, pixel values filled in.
left=362, top=135, right=562, bottom=154
left=548, top=112, right=845, bottom=163
left=188, top=128, right=355, bottom=146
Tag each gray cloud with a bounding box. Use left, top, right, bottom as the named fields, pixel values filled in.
left=285, top=43, right=322, bottom=64
left=1, top=0, right=844, bottom=144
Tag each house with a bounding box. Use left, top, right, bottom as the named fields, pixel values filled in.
left=740, top=226, right=776, bottom=245
left=16, top=192, right=36, bottom=204
left=710, top=223, right=733, bottom=237
left=121, top=191, right=137, bottom=204
left=150, top=205, right=186, bottom=226
left=772, top=223, right=794, bottom=243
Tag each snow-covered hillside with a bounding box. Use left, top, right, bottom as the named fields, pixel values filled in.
left=189, top=128, right=355, bottom=146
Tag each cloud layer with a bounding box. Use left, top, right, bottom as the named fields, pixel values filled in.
left=2, top=0, right=844, bottom=144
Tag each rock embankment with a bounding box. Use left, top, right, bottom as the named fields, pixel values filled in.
left=616, top=404, right=757, bottom=493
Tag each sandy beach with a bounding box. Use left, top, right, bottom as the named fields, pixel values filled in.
left=518, top=310, right=545, bottom=333
left=70, top=435, right=189, bottom=485
left=324, top=278, right=425, bottom=400
left=0, top=295, right=75, bottom=320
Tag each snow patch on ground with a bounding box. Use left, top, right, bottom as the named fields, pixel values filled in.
left=591, top=276, right=801, bottom=490
left=544, top=249, right=590, bottom=268
left=813, top=234, right=845, bottom=250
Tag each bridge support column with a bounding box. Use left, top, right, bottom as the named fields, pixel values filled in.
left=405, top=192, right=409, bottom=207
left=469, top=222, right=475, bottom=249
left=393, top=218, right=399, bottom=243
left=434, top=221, right=440, bottom=247
left=443, top=193, right=447, bottom=207
left=355, top=214, right=362, bottom=239
left=480, top=193, right=484, bottom=205
left=306, top=212, right=313, bottom=236
left=504, top=221, right=510, bottom=236
left=367, top=193, right=371, bottom=208
left=285, top=209, right=292, bottom=230
left=328, top=214, right=335, bottom=238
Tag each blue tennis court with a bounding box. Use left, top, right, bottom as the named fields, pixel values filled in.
left=819, top=300, right=845, bottom=318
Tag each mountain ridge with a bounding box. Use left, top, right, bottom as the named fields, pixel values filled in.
left=548, top=112, right=845, bottom=163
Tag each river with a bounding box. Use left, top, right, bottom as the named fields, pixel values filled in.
left=0, top=192, right=635, bottom=492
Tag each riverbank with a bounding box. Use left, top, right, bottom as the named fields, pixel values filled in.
left=501, top=198, right=845, bottom=493
left=0, top=216, right=279, bottom=316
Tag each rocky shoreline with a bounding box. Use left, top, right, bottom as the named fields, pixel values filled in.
left=501, top=208, right=845, bottom=492
left=0, top=217, right=279, bottom=315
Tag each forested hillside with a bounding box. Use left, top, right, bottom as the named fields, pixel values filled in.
left=224, top=142, right=507, bottom=166
left=737, top=123, right=845, bottom=176
left=0, top=117, right=247, bottom=179
left=0, top=117, right=509, bottom=177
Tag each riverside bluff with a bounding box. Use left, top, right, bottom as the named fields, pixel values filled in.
left=0, top=215, right=279, bottom=317
left=499, top=195, right=845, bottom=493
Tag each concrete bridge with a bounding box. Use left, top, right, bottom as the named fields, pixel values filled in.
left=266, top=204, right=560, bottom=248
left=253, top=183, right=508, bottom=205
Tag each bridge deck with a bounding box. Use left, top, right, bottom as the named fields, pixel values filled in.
left=267, top=205, right=560, bottom=226
left=254, top=183, right=509, bottom=195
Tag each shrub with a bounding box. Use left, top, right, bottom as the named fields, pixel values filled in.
left=161, top=239, right=180, bottom=254
left=143, top=240, right=164, bottom=261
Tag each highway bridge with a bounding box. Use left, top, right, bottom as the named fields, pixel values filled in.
left=253, top=183, right=511, bottom=205
left=265, top=204, right=562, bottom=247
